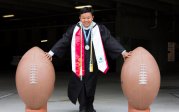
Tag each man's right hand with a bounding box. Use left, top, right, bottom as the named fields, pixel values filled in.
left=45, top=52, right=52, bottom=61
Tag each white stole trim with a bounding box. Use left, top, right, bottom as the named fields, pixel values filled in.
left=92, top=25, right=109, bottom=73
left=71, top=25, right=80, bottom=74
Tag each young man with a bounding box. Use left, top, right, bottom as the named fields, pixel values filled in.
left=46, top=7, right=131, bottom=112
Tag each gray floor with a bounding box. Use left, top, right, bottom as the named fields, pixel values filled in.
left=0, top=71, right=179, bottom=112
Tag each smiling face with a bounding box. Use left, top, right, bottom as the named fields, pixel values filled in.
left=79, top=12, right=94, bottom=28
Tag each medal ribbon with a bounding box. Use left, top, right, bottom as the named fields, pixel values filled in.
left=82, top=28, right=91, bottom=44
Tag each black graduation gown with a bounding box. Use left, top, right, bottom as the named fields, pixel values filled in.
left=51, top=23, right=125, bottom=104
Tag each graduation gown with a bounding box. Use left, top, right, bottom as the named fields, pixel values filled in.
left=51, top=23, right=125, bottom=104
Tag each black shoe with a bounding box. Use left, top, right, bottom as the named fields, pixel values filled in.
left=79, top=109, right=87, bottom=112
left=87, top=104, right=96, bottom=112
left=87, top=108, right=96, bottom=112
left=79, top=105, right=87, bottom=112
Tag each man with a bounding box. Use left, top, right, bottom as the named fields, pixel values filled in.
left=46, top=7, right=131, bottom=112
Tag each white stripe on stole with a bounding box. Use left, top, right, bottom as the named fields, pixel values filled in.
left=92, top=25, right=109, bottom=73
left=71, top=25, right=79, bottom=74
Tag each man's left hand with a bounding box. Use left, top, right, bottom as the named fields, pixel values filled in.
left=122, top=51, right=132, bottom=61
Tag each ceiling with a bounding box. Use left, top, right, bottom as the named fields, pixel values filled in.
left=0, top=0, right=115, bottom=20
left=0, top=0, right=179, bottom=30
left=0, top=0, right=179, bottom=20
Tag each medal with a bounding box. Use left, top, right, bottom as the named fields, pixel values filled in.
left=85, top=45, right=90, bottom=50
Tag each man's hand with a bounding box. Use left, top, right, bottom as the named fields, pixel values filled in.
left=45, top=52, right=52, bottom=61
left=122, top=51, right=132, bottom=61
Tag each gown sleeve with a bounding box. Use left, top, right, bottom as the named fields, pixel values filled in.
left=50, top=25, right=75, bottom=58
left=99, top=24, right=125, bottom=59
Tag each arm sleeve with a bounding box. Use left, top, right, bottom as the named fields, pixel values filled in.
left=50, top=25, right=75, bottom=58
left=99, top=25, right=125, bottom=59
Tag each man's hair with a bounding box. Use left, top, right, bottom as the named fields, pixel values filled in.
left=79, top=7, right=94, bottom=16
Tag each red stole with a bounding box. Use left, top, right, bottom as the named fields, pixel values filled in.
left=75, top=28, right=85, bottom=78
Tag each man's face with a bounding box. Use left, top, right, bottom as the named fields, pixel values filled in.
left=79, top=12, right=94, bottom=28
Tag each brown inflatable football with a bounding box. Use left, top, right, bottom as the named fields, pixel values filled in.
left=16, top=46, right=55, bottom=110
left=121, top=47, right=160, bottom=110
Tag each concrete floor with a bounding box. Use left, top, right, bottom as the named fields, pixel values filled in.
left=0, top=71, right=179, bottom=112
